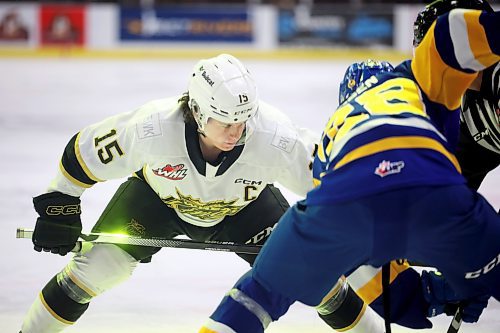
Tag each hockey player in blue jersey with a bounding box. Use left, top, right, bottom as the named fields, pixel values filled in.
left=318, top=60, right=491, bottom=333
left=317, top=1, right=500, bottom=331
left=199, top=6, right=500, bottom=333
left=319, top=2, right=499, bottom=329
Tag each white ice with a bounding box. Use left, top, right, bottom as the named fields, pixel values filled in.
left=0, top=57, right=498, bottom=333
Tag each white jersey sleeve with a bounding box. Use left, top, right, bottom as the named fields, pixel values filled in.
left=48, top=97, right=180, bottom=196
left=274, top=125, right=318, bottom=197
left=243, top=101, right=319, bottom=197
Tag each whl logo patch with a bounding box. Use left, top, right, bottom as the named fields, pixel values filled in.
left=153, top=163, right=187, bottom=180
left=374, top=160, right=405, bottom=177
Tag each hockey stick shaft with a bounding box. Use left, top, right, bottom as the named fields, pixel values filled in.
left=16, top=227, right=262, bottom=254
left=447, top=307, right=462, bottom=333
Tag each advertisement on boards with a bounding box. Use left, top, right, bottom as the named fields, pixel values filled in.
left=279, top=5, right=394, bottom=47
left=120, top=6, right=252, bottom=42
left=0, top=4, right=36, bottom=45
left=39, top=4, right=86, bottom=46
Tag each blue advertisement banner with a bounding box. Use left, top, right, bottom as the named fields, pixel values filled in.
left=279, top=6, right=394, bottom=47
left=120, top=6, right=252, bottom=42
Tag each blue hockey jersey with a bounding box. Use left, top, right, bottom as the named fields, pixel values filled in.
left=310, top=9, right=499, bottom=205
left=310, top=8, right=500, bottom=329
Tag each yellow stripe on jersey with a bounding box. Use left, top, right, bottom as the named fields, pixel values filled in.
left=313, top=178, right=321, bottom=187
left=336, top=114, right=369, bottom=143
left=319, top=77, right=429, bottom=167
left=319, top=102, right=361, bottom=163
left=411, top=21, right=477, bottom=111
left=333, top=135, right=461, bottom=173
left=354, top=78, right=426, bottom=118
left=59, top=160, right=93, bottom=189
left=39, top=292, right=74, bottom=325
left=356, top=261, right=410, bottom=304
left=412, top=9, right=500, bottom=110
left=74, top=132, right=103, bottom=183
left=465, top=12, right=498, bottom=67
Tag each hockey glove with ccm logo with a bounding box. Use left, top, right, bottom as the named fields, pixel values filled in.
left=32, top=192, right=82, bottom=256
left=421, top=270, right=489, bottom=323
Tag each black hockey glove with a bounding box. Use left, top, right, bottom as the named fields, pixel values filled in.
left=32, top=192, right=82, bottom=256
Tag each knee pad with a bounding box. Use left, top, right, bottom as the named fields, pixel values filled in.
left=58, top=244, right=138, bottom=304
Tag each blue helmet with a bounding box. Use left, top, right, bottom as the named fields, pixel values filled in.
left=338, top=59, right=394, bottom=105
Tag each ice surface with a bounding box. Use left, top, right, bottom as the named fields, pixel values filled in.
left=1, top=57, right=498, bottom=332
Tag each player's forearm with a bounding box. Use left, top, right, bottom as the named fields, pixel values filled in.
left=46, top=167, right=87, bottom=197
left=412, top=9, right=499, bottom=110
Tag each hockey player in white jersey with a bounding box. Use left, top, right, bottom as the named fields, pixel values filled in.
left=20, top=53, right=390, bottom=333
left=19, top=54, right=319, bottom=332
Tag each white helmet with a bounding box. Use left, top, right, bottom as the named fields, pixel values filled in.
left=188, top=54, right=258, bottom=131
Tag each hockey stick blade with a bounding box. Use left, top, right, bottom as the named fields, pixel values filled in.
left=447, top=307, right=462, bottom=333
left=16, top=227, right=262, bottom=254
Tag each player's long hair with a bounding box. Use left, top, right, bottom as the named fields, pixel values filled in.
left=178, top=93, right=196, bottom=126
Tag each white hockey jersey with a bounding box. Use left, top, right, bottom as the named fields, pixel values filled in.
left=48, top=97, right=318, bottom=227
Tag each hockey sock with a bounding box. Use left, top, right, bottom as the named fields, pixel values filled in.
left=318, top=285, right=384, bottom=333
left=20, top=276, right=89, bottom=333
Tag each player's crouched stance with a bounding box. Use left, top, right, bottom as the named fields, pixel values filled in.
left=20, top=53, right=389, bottom=333
left=199, top=8, right=500, bottom=333
left=21, top=54, right=324, bottom=333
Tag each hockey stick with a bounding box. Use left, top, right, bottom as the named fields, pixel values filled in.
left=447, top=307, right=462, bottom=333
left=16, top=227, right=262, bottom=254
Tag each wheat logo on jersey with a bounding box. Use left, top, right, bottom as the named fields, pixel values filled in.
left=153, top=163, right=187, bottom=180
left=374, top=160, right=405, bottom=177
left=125, top=218, right=146, bottom=237
left=162, top=188, right=245, bottom=220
